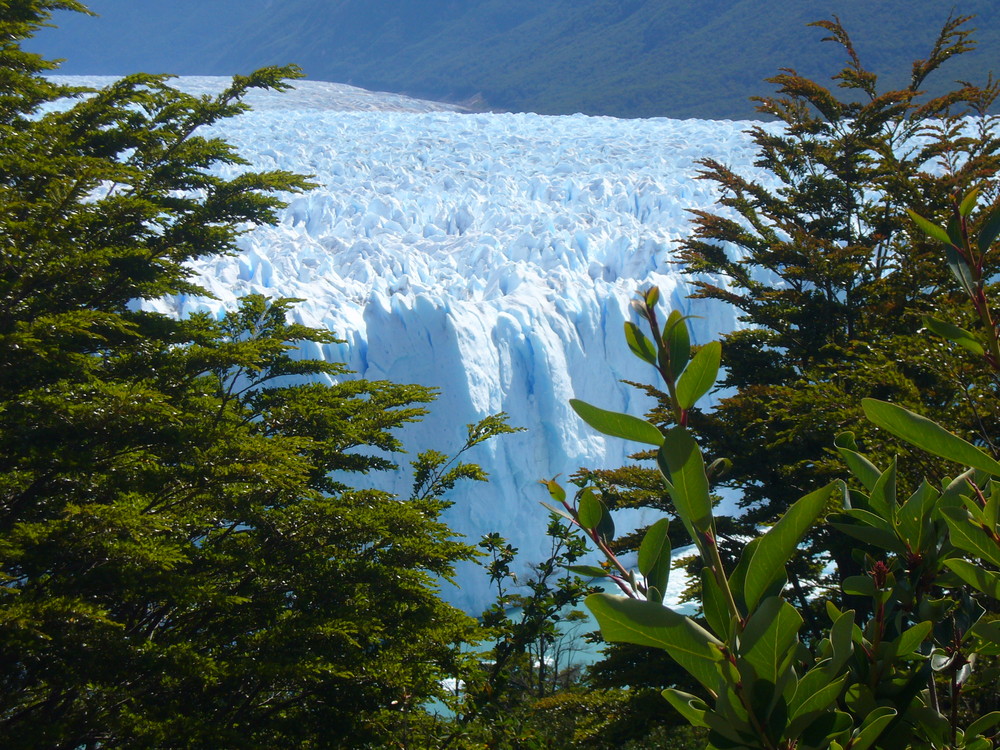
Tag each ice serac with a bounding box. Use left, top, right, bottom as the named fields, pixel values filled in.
left=70, top=77, right=772, bottom=612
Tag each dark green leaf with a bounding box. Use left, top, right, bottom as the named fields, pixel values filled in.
left=577, top=487, right=603, bottom=530
left=978, top=205, right=1000, bottom=253
left=638, top=518, right=671, bottom=602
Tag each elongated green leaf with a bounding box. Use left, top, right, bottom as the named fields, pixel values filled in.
left=570, top=398, right=664, bottom=447
left=664, top=310, right=691, bottom=380
left=701, top=567, right=732, bottom=638
left=959, top=187, right=981, bottom=217
left=923, top=315, right=984, bottom=356
left=596, top=501, right=615, bottom=542
left=849, top=706, right=897, bottom=750
left=644, top=285, right=660, bottom=309
left=907, top=209, right=952, bottom=245
left=968, top=711, right=1000, bottom=738
left=741, top=596, right=802, bottom=682
left=978, top=205, right=1000, bottom=253
left=943, top=508, right=1000, bottom=567
left=862, top=399, right=1000, bottom=476
left=541, top=479, right=566, bottom=504
left=789, top=671, right=847, bottom=722
left=944, top=241, right=976, bottom=294
left=894, top=621, right=932, bottom=656
left=638, top=518, right=671, bottom=602
left=675, top=341, right=722, bottom=409
left=945, top=559, right=1000, bottom=599
left=835, top=432, right=881, bottom=491
left=841, top=575, right=876, bottom=597
left=565, top=564, right=609, bottom=578
left=638, top=518, right=671, bottom=576
left=577, top=487, right=603, bottom=530
left=868, top=459, right=896, bottom=520
left=586, top=593, right=722, bottom=691
left=829, top=523, right=905, bottom=554
left=539, top=500, right=574, bottom=522
left=894, top=480, right=938, bottom=554
left=657, top=426, right=713, bottom=535
left=662, top=689, right=709, bottom=727
left=827, top=609, right=856, bottom=675
left=732, top=482, right=838, bottom=610
left=624, top=321, right=657, bottom=365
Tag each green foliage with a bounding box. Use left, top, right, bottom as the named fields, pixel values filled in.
left=0, top=4, right=516, bottom=747
left=555, top=264, right=1000, bottom=747
left=680, top=13, right=1000, bottom=538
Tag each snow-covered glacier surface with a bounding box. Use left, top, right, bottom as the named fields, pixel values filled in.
left=57, top=77, right=774, bottom=612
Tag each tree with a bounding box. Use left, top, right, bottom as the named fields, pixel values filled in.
left=578, top=15, right=1000, bottom=612
left=0, top=3, right=507, bottom=747
left=557, top=183, right=1000, bottom=744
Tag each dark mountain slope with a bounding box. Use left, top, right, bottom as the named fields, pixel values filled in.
left=29, top=0, right=1000, bottom=119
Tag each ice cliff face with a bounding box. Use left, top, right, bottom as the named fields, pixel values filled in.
left=57, top=77, right=774, bottom=611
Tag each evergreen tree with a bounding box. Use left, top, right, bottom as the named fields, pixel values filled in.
left=581, top=14, right=1000, bottom=607
left=0, top=3, right=503, bottom=747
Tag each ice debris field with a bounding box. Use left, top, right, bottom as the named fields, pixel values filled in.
left=56, top=76, right=779, bottom=611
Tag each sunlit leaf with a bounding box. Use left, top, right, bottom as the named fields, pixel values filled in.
left=835, top=432, right=881, bottom=491
left=624, top=321, right=657, bottom=365
left=662, top=689, right=709, bottom=727
left=586, top=593, right=722, bottom=691
left=959, top=187, right=980, bottom=217
left=923, top=315, right=984, bottom=356
left=570, top=398, right=664, bottom=446
left=907, top=209, right=952, bottom=245
left=945, top=559, right=1000, bottom=599
left=862, top=399, right=1000, bottom=476
left=849, top=706, right=896, bottom=750
left=894, top=621, right=932, bottom=656
left=664, top=310, right=691, bottom=381
left=657, top=426, right=713, bottom=536
left=564, top=564, right=609, bottom=578
left=675, top=341, right=721, bottom=409
left=943, top=508, right=1000, bottom=567
left=732, top=482, right=838, bottom=610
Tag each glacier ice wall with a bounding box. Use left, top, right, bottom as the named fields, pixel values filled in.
left=62, top=78, right=777, bottom=611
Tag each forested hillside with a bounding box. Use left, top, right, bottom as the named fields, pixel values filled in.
left=30, top=0, right=1000, bottom=119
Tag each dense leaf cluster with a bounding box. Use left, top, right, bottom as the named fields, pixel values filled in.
left=0, top=3, right=498, bottom=747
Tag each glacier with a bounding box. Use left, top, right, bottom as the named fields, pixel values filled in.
left=54, top=76, right=777, bottom=612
